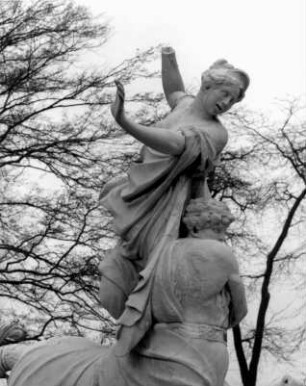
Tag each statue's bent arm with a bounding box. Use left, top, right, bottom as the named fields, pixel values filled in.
left=118, top=114, right=185, bottom=155
left=111, top=80, right=185, bottom=155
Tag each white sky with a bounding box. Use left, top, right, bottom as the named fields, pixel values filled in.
left=78, top=0, right=306, bottom=112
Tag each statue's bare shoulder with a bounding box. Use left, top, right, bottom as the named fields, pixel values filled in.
left=200, top=239, right=239, bottom=276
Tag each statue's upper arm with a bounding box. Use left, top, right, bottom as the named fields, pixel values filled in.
left=225, top=251, right=247, bottom=326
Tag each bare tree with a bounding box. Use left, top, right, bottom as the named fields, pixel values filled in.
left=0, top=0, right=156, bottom=340
left=211, top=99, right=306, bottom=385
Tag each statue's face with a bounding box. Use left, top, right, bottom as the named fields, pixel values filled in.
left=201, top=84, right=240, bottom=116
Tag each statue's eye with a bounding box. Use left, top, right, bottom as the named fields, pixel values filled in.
left=284, top=379, right=288, bottom=384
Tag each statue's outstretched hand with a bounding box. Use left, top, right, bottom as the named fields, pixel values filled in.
left=111, top=80, right=125, bottom=123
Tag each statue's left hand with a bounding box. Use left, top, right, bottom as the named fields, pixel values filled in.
left=111, top=80, right=125, bottom=123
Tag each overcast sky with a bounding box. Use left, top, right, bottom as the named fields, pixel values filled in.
left=76, top=1, right=305, bottom=384
left=78, top=0, right=305, bottom=113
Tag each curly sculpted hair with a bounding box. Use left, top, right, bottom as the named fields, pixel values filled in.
left=183, top=198, right=234, bottom=234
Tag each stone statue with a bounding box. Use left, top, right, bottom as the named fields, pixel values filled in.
left=0, top=198, right=247, bottom=386
left=0, top=47, right=251, bottom=386
left=99, top=46, right=250, bottom=319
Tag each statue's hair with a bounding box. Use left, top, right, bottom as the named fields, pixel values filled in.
left=183, top=198, right=234, bottom=233
left=201, top=59, right=250, bottom=102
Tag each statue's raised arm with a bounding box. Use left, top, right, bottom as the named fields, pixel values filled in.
left=161, top=46, right=186, bottom=109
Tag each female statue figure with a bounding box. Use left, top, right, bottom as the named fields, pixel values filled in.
left=99, top=46, right=250, bottom=319
left=0, top=199, right=247, bottom=386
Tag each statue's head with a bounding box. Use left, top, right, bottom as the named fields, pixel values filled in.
left=201, top=59, right=250, bottom=103
left=183, top=198, right=234, bottom=236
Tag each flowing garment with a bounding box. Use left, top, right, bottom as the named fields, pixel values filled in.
left=99, top=125, right=225, bottom=318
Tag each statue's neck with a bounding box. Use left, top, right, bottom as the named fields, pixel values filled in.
left=189, top=229, right=225, bottom=242
left=190, top=92, right=216, bottom=121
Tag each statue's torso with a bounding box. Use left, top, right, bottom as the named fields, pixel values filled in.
left=157, top=96, right=228, bottom=157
